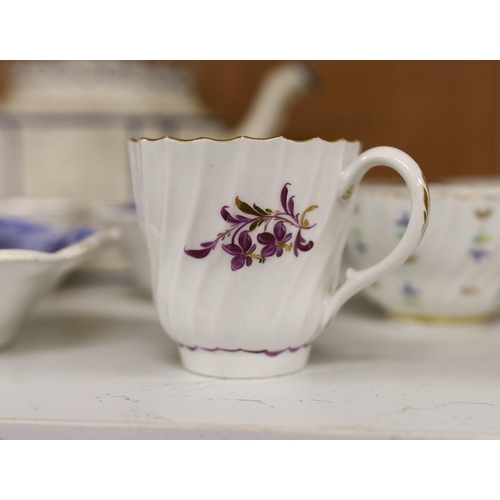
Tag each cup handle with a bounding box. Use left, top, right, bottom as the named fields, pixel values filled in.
left=322, top=146, right=430, bottom=329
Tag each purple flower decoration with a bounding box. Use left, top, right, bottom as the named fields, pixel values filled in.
left=222, top=231, right=257, bottom=271
left=395, top=211, right=410, bottom=228
left=257, top=221, right=293, bottom=258
left=185, top=183, right=318, bottom=271
left=402, top=281, right=419, bottom=297
left=469, top=248, right=490, bottom=263
left=355, top=240, right=367, bottom=253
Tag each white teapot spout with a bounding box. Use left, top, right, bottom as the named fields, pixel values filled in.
left=228, top=62, right=319, bottom=139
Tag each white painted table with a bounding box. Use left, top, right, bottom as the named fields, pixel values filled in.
left=1, top=275, right=499, bottom=439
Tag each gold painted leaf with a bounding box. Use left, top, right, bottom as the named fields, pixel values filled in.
left=300, top=205, right=319, bottom=227
left=461, top=286, right=478, bottom=296
left=235, top=197, right=260, bottom=216
left=475, top=208, right=492, bottom=219
left=342, top=185, right=354, bottom=200
left=253, top=204, right=268, bottom=216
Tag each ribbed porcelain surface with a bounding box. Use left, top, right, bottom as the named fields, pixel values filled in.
left=129, top=137, right=361, bottom=353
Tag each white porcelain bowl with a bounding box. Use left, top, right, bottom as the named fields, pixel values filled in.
left=93, top=203, right=151, bottom=294
left=0, top=223, right=120, bottom=348
left=345, top=182, right=500, bottom=324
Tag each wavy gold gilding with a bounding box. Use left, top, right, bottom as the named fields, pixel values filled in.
left=129, top=135, right=359, bottom=144
left=389, top=312, right=491, bottom=325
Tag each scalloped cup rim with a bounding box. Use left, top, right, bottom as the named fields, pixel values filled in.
left=0, top=227, right=121, bottom=262
left=129, top=135, right=361, bottom=144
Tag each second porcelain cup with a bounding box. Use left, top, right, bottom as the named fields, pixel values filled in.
left=346, top=182, right=500, bottom=323
left=129, top=136, right=429, bottom=378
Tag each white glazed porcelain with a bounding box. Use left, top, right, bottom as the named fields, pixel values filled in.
left=129, top=136, right=428, bottom=378
left=345, top=182, right=500, bottom=323
left=93, top=203, right=151, bottom=293
left=0, top=227, right=120, bottom=348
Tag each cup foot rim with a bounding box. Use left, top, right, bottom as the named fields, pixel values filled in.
left=177, top=344, right=311, bottom=379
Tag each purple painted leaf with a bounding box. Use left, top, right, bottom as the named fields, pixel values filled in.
left=245, top=256, right=253, bottom=267
left=293, top=230, right=314, bottom=256
left=200, top=241, right=215, bottom=248
left=222, top=243, right=242, bottom=256
left=469, top=248, right=489, bottom=262
left=280, top=183, right=290, bottom=211
left=276, top=246, right=284, bottom=257
left=184, top=247, right=212, bottom=259
left=231, top=255, right=246, bottom=271
left=257, top=232, right=275, bottom=245
left=274, top=221, right=286, bottom=241
left=220, top=206, right=239, bottom=224
left=248, top=243, right=257, bottom=254
left=261, top=244, right=277, bottom=258
left=239, top=231, right=253, bottom=253
left=282, top=233, right=293, bottom=243
left=287, top=196, right=295, bottom=216
left=220, top=206, right=231, bottom=221
left=299, top=240, right=314, bottom=252
left=235, top=215, right=251, bottom=222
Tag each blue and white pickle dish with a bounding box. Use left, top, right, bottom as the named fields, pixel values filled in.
left=93, top=203, right=151, bottom=294
left=345, top=182, right=500, bottom=324
left=0, top=216, right=120, bottom=348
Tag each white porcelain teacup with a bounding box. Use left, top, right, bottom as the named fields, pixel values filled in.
left=346, top=182, right=500, bottom=324
left=129, top=136, right=429, bottom=378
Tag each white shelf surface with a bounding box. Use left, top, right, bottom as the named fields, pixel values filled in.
left=1, top=276, right=500, bottom=439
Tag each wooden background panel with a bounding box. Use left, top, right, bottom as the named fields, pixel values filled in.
left=185, top=60, right=500, bottom=182
left=0, top=60, right=498, bottom=182
left=0, top=61, right=8, bottom=97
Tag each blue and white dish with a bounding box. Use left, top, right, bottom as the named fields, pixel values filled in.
left=0, top=217, right=120, bottom=348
